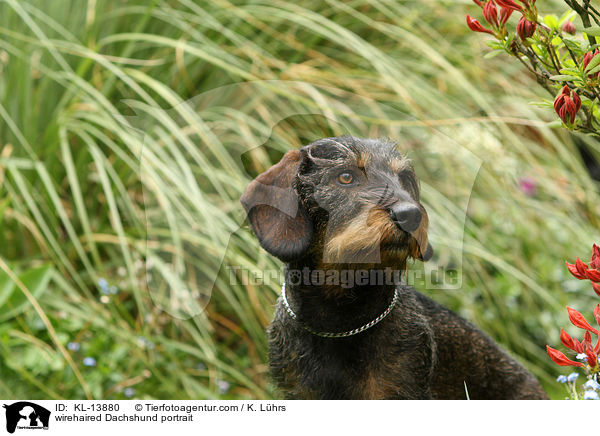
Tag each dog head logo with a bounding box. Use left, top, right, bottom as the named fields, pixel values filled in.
left=2, top=402, right=50, bottom=434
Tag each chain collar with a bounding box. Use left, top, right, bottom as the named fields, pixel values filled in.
left=280, top=281, right=399, bottom=338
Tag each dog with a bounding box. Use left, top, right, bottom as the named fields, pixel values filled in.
left=241, top=136, right=548, bottom=399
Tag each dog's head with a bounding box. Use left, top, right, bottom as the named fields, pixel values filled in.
left=241, top=136, right=432, bottom=265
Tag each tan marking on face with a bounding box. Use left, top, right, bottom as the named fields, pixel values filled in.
left=322, top=208, right=394, bottom=263
left=356, top=152, right=371, bottom=168
left=389, top=157, right=408, bottom=174
left=410, top=205, right=429, bottom=260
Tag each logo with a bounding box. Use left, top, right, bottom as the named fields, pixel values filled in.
left=2, top=402, right=50, bottom=434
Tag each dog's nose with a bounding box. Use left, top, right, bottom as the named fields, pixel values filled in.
left=389, top=203, right=422, bottom=233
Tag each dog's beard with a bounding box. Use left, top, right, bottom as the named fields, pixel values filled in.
left=320, top=208, right=414, bottom=265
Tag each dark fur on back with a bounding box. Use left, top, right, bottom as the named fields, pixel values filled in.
left=241, top=136, right=547, bottom=399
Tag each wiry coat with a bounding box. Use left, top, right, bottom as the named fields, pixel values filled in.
left=241, top=136, right=547, bottom=400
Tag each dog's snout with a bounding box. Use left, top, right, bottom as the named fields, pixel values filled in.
left=389, top=203, right=422, bottom=233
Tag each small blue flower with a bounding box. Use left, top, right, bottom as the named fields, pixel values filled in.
left=67, top=342, right=80, bottom=351
left=124, top=388, right=135, bottom=398
left=83, top=357, right=96, bottom=367
left=584, top=379, right=600, bottom=391
left=556, top=375, right=568, bottom=383
left=137, top=336, right=154, bottom=349
left=576, top=353, right=588, bottom=361
left=583, top=390, right=599, bottom=400
left=98, top=278, right=109, bottom=294
left=217, top=380, right=230, bottom=395
left=567, top=372, right=579, bottom=382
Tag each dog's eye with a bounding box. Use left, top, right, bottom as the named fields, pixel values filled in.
left=337, top=172, right=354, bottom=185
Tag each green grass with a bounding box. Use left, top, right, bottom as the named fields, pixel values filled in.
left=0, top=0, right=598, bottom=400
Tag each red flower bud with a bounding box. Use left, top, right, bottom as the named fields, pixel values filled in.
left=583, top=50, right=598, bottom=69
left=587, top=268, right=600, bottom=282
left=566, top=259, right=588, bottom=280
left=583, top=330, right=593, bottom=349
left=576, top=257, right=589, bottom=277
left=585, top=346, right=598, bottom=368
left=560, top=328, right=576, bottom=351
left=573, top=337, right=584, bottom=353
left=591, top=244, right=600, bottom=269
left=483, top=1, right=500, bottom=27
left=561, top=21, right=576, bottom=35
left=567, top=306, right=599, bottom=334
left=494, top=0, right=523, bottom=11
left=517, top=17, right=536, bottom=40
left=547, top=345, right=584, bottom=367
left=499, top=7, right=513, bottom=25
left=583, top=50, right=600, bottom=79
left=593, top=282, right=600, bottom=297
left=595, top=304, right=600, bottom=327
left=559, top=98, right=577, bottom=125
left=466, top=15, right=495, bottom=34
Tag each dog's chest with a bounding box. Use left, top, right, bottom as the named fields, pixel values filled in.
left=268, top=323, right=408, bottom=399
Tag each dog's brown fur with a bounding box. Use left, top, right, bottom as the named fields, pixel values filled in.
left=241, top=136, right=548, bottom=399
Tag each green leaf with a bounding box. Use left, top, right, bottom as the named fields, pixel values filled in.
left=549, top=75, right=576, bottom=81
left=483, top=50, right=504, bottom=59
left=585, top=53, right=600, bottom=74
left=0, top=265, right=53, bottom=322
left=528, top=100, right=553, bottom=108
left=587, top=64, right=600, bottom=76
left=544, top=15, right=559, bottom=30
left=562, top=38, right=582, bottom=53
left=547, top=120, right=563, bottom=128
left=583, top=27, right=600, bottom=37
left=559, top=67, right=579, bottom=75
left=485, top=40, right=505, bottom=50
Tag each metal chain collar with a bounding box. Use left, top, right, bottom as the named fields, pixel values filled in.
left=280, top=281, right=399, bottom=338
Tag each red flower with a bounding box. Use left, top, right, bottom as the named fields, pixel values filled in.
left=583, top=330, right=593, bottom=350
left=517, top=17, right=536, bottom=40
left=483, top=1, right=499, bottom=27
left=493, top=0, right=523, bottom=12
left=554, top=86, right=581, bottom=127
left=561, top=21, right=576, bottom=35
left=572, top=337, right=584, bottom=354
left=588, top=269, right=600, bottom=282
left=583, top=49, right=600, bottom=79
left=576, top=256, right=589, bottom=277
left=560, top=328, right=576, bottom=351
left=498, top=7, right=513, bottom=25
left=595, top=304, right=600, bottom=326
left=567, top=306, right=599, bottom=335
left=547, top=345, right=584, bottom=367
left=593, top=282, right=600, bottom=297
left=585, top=346, right=598, bottom=368
left=466, top=15, right=494, bottom=34
left=590, top=244, right=600, bottom=269
left=566, top=257, right=589, bottom=280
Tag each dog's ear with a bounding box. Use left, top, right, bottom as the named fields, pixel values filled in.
left=412, top=204, right=433, bottom=262
left=240, top=150, right=313, bottom=262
